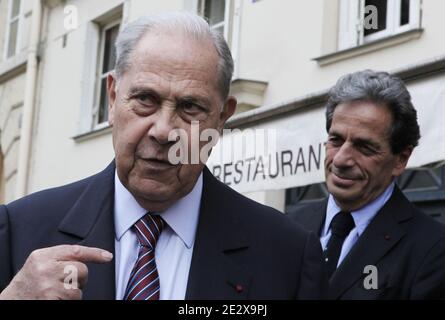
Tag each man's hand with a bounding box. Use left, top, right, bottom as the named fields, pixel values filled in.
left=0, top=245, right=113, bottom=300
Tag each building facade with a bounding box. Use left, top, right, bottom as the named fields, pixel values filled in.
left=0, top=0, right=444, bottom=222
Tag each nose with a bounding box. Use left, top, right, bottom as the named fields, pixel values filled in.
left=332, top=142, right=355, bottom=169
left=147, top=107, right=177, bottom=145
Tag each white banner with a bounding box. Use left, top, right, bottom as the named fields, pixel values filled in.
left=406, top=73, right=445, bottom=168
left=207, top=107, right=328, bottom=193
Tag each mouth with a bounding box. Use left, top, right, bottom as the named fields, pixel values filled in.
left=139, top=157, right=176, bottom=170
left=330, top=171, right=358, bottom=187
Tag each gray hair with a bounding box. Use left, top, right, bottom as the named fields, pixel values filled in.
left=325, top=70, right=420, bottom=154
left=114, top=11, right=233, bottom=100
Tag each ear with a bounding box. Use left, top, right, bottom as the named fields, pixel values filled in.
left=107, top=73, right=117, bottom=126
left=217, top=96, right=237, bottom=132
left=392, top=146, right=413, bottom=177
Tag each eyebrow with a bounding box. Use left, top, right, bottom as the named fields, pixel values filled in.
left=128, top=86, right=161, bottom=99
left=329, top=131, right=381, bottom=150
left=127, top=86, right=212, bottom=107
left=353, top=138, right=381, bottom=150
left=178, top=95, right=212, bottom=108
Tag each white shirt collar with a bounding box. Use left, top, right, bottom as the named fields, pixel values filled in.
left=322, top=181, right=395, bottom=237
left=114, top=171, right=203, bottom=249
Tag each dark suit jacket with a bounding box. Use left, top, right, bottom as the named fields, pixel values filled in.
left=0, top=161, right=326, bottom=299
left=289, top=186, right=445, bottom=299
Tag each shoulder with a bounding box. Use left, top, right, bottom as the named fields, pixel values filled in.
left=383, top=188, right=445, bottom=256
left=389, top=187, right=445, bottom=242
left=203, top=168, right=311, bottom=245
left=408, top=205, right=445, bottom=244
left=4, top=166, right=109, bottom=224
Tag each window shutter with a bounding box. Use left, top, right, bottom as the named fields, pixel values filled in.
left=338, top=0, right=362, bottom=50
left=77, top=22, right=100, bottom=133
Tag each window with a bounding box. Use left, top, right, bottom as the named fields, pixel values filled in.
left=199, top=0, right=230, bottom=38
left=338, top=0, right=421, bottom=50
left=397, top=166, right=442, bottom=192
left=4, top=0, right=22, bottom=59
left=94, top=21, right=120, bottom=126
left=75, top=5, right=124, bottom=138
left=397, top=164, right=445, bottom=225
left=198, top=0, right=242, bottom=77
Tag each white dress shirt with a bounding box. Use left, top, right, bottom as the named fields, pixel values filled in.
left=320, top=182, right=395, bottom=268
left=114, top=171, right=202, bottom=300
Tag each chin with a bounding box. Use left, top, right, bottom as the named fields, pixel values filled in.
left=129, top=178, right=174, bottom=200
left=141, top=190, right=175, bottom=203
left=329, top=184, right=355, bottom=200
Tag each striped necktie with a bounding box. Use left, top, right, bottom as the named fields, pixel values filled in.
left=124, top=214, right=165, bottom=300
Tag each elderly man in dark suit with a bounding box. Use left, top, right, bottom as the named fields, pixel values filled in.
left=290, top=70, right=445, bottom=299
left=0, top=12, right=326, bottom=300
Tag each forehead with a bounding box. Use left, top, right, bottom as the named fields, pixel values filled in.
left=330, top=101, right=393, bottom=141
left=125, top=30, right=220, bottom=92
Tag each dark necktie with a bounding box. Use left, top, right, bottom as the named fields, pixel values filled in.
left=124, top=214, right=164, bottom=300
left=324, top=211, right=355, bottom=278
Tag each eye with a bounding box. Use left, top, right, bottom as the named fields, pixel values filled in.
left=328, top=136, right=343, bottom=147
left=136, top=94, right=156, bottom=105
left=359, top=145, right=376, bottom=155
left=131, top=93, right=158, bottom=116
left=181, top=102, right=205, bottom=114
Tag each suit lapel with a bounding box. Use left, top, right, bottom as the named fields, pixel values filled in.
left=56, top=163, right=251, bottom=299
left=186, top=167, right=252, bottom=299
left=58, top=161, right=116, bottom=300
left=329, top=187, right=413, bottom=299
left=305, top=201, right=327, bottom=235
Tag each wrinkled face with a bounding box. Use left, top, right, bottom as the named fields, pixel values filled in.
left=108, top=30, right=236, bottom=212
left=325, top=101, right=412, bottom=211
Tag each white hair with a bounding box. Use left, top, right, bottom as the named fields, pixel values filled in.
left=114, top=11, right=234, bottom=99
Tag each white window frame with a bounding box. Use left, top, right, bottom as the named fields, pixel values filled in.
left=338, top=0, right=421, bottom=50
left=92, top=19, right=121, bottom=129
left=4, top=0, right=23, bottom=60
left=197, top=0, right=242, bottom=78
left=199, top=0, right=230, bottom=39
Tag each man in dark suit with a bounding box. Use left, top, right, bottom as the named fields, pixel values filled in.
left=0, top=12, right=326, bottom=300
left=290, top=70, right=445, bottom=299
